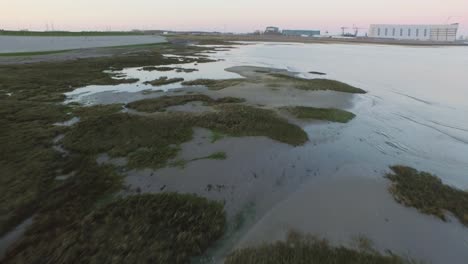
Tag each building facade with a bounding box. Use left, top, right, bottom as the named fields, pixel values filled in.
left=282, top=29, right=320, bottom=37
left=264, top=26, right=280, bottom=34
left=368, top=24, right=459, bottom=42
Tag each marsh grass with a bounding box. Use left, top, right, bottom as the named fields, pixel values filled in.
left=0, top=99, right=70, bottom=235
left=63, top=113, right=193, bottom=169
left=269, top=73, right=366, bottom=94
left=0, top=49, right=73, bottom=57
left=140, top=66, right=198, bottom=73
left=199, top=104, right=308, bottom=146
left=210, top=130, right=225, bottom=143
left=0, top=53, right=182, bottom=102
left=225, top=231, right=415, bottom=264
left=143, top=76, right=184, bottom=86
left=140, top=66, right=174, bottom=71
left=282, top=106, right=356, bottom=123
left=386, top=166, right=468, bottom=226
left=4, top=193, right=226, bottom=264
left=0, top=43, right=226, bottom=235
left=181, top=78, right=248, bottom=90
left=0, top=43, right=238, bottom=261
left=64, top=104, right=306, bottom=168
left=126, top=94, right=245, bottom=112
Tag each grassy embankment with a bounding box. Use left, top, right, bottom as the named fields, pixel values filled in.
left=225, top=231, right=415, bottom=264
left=387, top=166, right=468, bottom=226
left=0, top=44, right=236, bottom=262
left=282, top=106, right=356, bottom=123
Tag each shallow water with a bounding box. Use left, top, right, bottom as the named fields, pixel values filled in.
left=64, top=42, right=468, bottom=263
left=214, top=43, right=468, bottom=186
left=0, top=35, right=166, bottom=53
left=69, top=42, right=468, bottom=186
left=64, top=56, right=242, bottom=104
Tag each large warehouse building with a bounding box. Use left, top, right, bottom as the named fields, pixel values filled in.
left=282, top=29, right=320, bottom=37
left=368, top=24, right=459, bottom=42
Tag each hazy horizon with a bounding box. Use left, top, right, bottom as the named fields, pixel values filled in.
left=2, top=0, right=467, bottom=36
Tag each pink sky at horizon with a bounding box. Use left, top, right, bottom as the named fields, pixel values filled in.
left=1, top=0, right=467, bottom=36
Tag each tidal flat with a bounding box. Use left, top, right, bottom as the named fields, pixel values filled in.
left=1, top=38, right=468, bottom=263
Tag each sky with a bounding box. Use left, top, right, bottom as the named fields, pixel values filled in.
left=1, top=0, right=467, bottom=36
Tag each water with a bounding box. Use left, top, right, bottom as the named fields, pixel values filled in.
left=0, top=35, right=166, bottom=53
left=64, top=56, right=242, bottom=104
left=68, top=42, right=468, bottom=186
left=64, top=42, right=468, bottom=263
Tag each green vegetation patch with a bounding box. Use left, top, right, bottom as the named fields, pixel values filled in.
left=0, top=44, right=221, bottom=234
left=226, top=231, right=413, bottom=264
left=4, top=193, right=225, bottom=264
left=283, top=106, right=356, bottom=123
left=140, top=66, right=175, bottom=72
left=64, top=104, right=307, bottom=169
left=63, top=113, right=193, bottom=169
left=0, top=99, right=70, bottom=235
left=143, top=76, right=184, bottom=86
left=0, top=49, right=73, bottom=57
left=386, top=166, right=468, bottom=226
left=269, top=73, right=366, bottom=94
left=210, top=130, right=225, bottom=143
left=0, top=53, right=183, bottom=102
left=199, top=104, right=308, bottom=146
left=127, top=94, right=244, bottom=112
left=182, top=78, right=248, bottom=90
left=140, top=66, right=198, bottom=73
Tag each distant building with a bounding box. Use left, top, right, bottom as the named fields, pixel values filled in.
left=368, top=24, right=459, bottom=42
left=264, top=26, right=280, bottom=35
left=282, top=29, right=320, bottom=37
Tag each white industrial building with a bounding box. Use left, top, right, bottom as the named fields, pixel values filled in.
left=368, top=24, right=459, bottom=42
